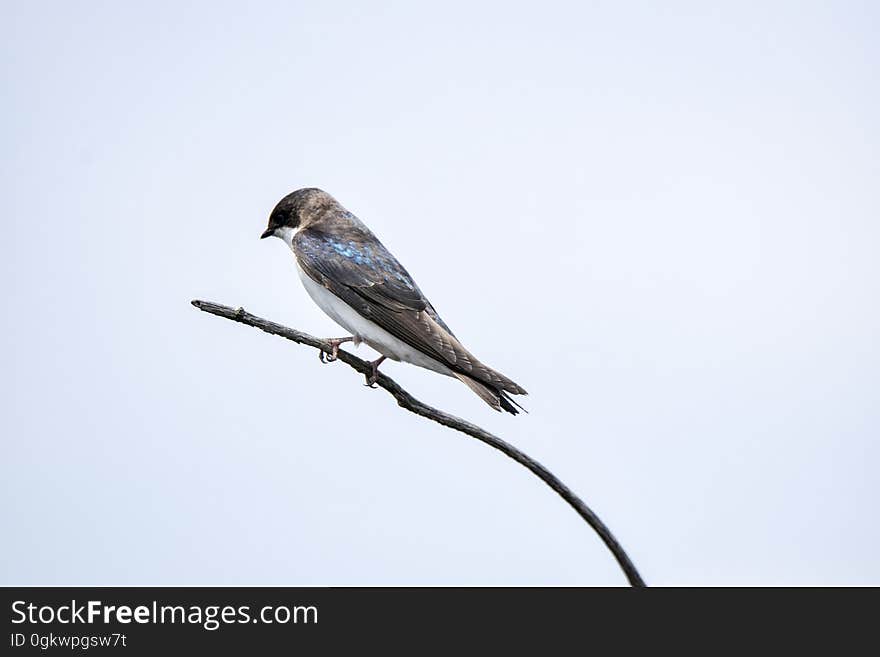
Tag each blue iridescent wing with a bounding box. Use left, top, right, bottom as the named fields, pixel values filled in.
left=293, top=226, right=527, bottom=404
left=294, top=228, right=465, bottom=366
left=293, top=228, right=427, bottom=313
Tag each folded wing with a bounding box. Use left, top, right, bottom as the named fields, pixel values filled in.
left=293, top=228, right=527, bottom=403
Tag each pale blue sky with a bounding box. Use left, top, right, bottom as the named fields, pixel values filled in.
left=2, top=1, right=878, bottom=584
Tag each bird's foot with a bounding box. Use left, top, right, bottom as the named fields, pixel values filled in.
left=364, top=356, right=386, bottom=388
left=319, top=336, right=355, bottom=363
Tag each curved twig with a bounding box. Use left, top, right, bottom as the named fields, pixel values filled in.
left=191, top=299, right=646, bottom=587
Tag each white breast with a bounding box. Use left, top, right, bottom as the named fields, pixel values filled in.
left=292, top=252, right=453, bottom=377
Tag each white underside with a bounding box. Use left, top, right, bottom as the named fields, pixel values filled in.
left=296, top=263, right=453, bottom=376
left=275, top=227, right=453, bottom=377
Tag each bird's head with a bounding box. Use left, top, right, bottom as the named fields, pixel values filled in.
left=261, top=188, right=337, bottom=244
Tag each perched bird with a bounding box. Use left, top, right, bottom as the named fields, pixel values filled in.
left=261, top=188, right=527, bottom=414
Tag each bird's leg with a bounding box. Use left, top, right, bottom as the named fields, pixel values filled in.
left=364, top=356, right=387, bottom=388
left=319, top=336, right=355, bottom=363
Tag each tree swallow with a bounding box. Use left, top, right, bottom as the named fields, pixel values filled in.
left=261, top=188, right=527, bottom=414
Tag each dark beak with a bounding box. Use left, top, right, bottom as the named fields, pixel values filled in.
left=260, top=227, right=275, bottom=239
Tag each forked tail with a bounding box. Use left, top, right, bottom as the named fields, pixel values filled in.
left=454, top=373, right=528, bottom=415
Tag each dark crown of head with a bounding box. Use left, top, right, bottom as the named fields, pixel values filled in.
left=269, top=188, right=336, bottom=228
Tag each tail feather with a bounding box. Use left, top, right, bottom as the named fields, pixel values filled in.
left=454, top=373, right=528, bottom=415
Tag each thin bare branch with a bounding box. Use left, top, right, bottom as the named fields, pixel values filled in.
left=191, top=299, right=646, bottom=587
